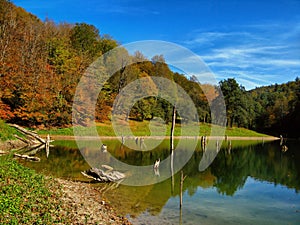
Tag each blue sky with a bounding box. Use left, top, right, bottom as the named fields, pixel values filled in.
left=12, top=0, right=300, bottom=90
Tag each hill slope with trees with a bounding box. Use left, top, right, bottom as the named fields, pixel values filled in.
left=0, top=0, right=299, bottom=137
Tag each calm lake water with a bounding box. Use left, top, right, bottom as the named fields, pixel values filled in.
left=20, top=138, right=300, bottom=225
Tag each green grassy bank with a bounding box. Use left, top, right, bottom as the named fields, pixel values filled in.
left=0, top=155, right=70, bottom=224
left=0, top=118, right=270, bottom=138
left=0, top=120, right=19, bottom=141
left=38, top=120, right=270, bottom=137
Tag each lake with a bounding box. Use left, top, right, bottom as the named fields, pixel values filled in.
left=20, top=138, right=300, bottom=225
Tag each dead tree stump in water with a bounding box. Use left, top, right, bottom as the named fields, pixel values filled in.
left=180, top=170, right=187, bottom=208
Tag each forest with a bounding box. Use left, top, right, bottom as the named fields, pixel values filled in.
left=0, top=0, right=299, bottom=137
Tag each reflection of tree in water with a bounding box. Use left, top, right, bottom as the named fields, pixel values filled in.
left=105, top=140, right=300, bottom=217
left=210, top=145, right=249, bottom=196
left=210, top=141, right=300, bottom=196
left=20, top=145, right=90, bottom=179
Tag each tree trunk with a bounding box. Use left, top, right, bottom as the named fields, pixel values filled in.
left=170, top=105, right=176, bottom=152
left=8, top=124, right=53, bottom=158
left=170, top=105, right=176, bottom=193
left=180, top=170, right=187, bottom=208
left=8, top=124, right=46, bottom=144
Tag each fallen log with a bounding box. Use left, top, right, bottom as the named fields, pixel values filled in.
left=81, top=166, right=125, bottom=182
left=14, top=134, right=31, bottom=145
left=8, top=124, right=46, bottom=144
left=13, top=153, right=40, bottom=162
left=8, top=124, right=54, bottom=158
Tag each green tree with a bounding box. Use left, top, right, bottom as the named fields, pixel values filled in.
left=70, top=23, right=101, bottom=57
left=219, top=78, right=249, bottom=127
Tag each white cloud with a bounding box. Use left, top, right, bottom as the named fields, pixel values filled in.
left=214, top=69, right=279, bottom=89
left=182, top=23, right=300, bottom=89
left=184, top=30, right=258, bottom=44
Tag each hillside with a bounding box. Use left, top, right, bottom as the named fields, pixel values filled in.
left=0, top=0, right=299, bottom=138
left=0, top=0, right=215, bottom=128
left=249, top=78, right=300, bottom=137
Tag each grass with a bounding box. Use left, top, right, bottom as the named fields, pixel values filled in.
left=225, top=126, right=268, bottom=137
left=37, top=120, right=270, bottom=137
left=0, top=119, right=19, bottom=141
left=0, top=155, right=70, bottom=224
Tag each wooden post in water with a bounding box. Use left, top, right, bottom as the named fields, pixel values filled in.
left=170, top=105, right=176, bottom=193
left=170, top=105, right=176, bottom=152
left=179, top=170, right=187, bottom=224
left=180, top=170, right=187, bottom=208
left=46, top=134, right=50, bottom=158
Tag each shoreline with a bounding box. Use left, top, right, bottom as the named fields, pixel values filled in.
left=45, top=135, right=280, bottom=141
left=53, top=178, right=131, bottom=224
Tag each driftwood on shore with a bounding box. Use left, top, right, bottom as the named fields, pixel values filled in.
left=6, top=124, right=54, bottom=160
left=8, top=124, right=51, bottom=145
left=81, top=166, right=125, bottom=182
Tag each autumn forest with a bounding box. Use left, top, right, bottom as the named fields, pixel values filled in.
left=0, top=0, right=299, bottom=137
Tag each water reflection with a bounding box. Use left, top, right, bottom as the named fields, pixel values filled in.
left=210, top=140, right=300, bottom=196
left=20, top=139, right=300, bottom=224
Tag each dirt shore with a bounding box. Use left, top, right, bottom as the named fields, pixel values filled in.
left=53, top=178, right=131, bottom=225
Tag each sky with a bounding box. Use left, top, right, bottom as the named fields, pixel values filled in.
left=11, top=0, right=300, bottom=90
